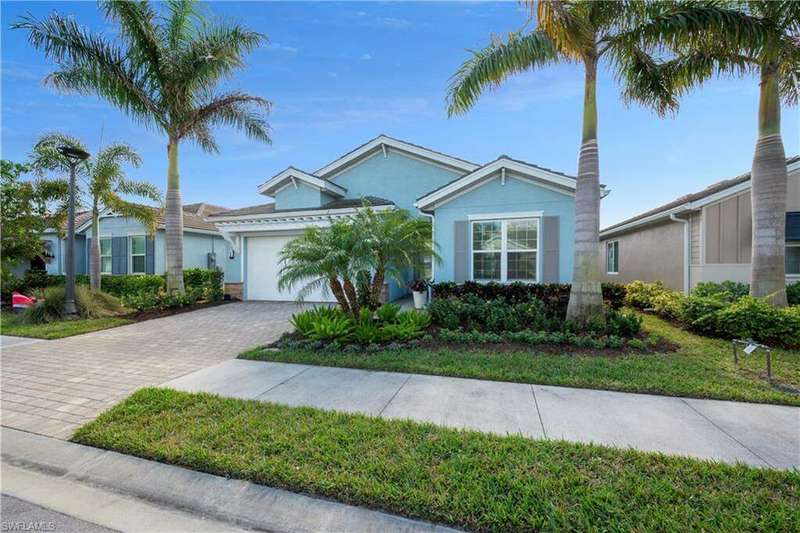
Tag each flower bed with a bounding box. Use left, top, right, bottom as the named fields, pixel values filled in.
left=625, top=280, right=800, bottom=347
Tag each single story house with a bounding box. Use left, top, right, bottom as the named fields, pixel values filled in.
left=599, top=156, right=800, bottom=292
left=208, top=135, right=593, bottom=302
left=18, top=203, right=241, bottom=286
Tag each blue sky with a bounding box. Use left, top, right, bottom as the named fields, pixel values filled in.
left=2, top=1, right=797, bottom=227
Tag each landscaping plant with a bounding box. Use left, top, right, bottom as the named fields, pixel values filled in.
left=22, top=285, right=123, bottom=323
left=15, top=1, right=271, bottom=294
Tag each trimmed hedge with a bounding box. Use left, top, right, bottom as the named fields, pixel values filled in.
left=431, top=281, right=627, bottom=313
left=15, top=268, right=223, bottom=303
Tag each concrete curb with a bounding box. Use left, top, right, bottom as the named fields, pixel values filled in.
left=1, top=427, right=459, bottom=533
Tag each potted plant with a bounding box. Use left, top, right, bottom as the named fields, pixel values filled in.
left=408, top=279, right=429, bottom=309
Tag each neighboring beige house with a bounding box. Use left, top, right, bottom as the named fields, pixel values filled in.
left=599, top=156, right=800, bottom=293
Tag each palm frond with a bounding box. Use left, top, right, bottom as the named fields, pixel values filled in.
left=29, top=132, right=90, bottom=177
left=99, top=0, right=165, bottom=88
left=163, top=0, right=198, bottom=50
left=446, top=29, right=558, bottom=116
left=115, top=178, right=161, bottom=203
left=181, top=91, right=272, bottom=146
left=102, top=193, right=158, bottom=235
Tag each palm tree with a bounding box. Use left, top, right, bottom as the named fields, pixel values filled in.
left=619, top=1, right=798, bottom=306
left=31, top=133, right=160, bottom=292
left=278, top=220, right=363, bottom=316
left=351, top=205, right=439, bottom=307
left=14, top=0, right=271, bottom=293
left=447, top=1, right=659, bottom=323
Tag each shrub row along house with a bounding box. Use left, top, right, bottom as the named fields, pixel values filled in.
left=600, top=156, right=799, bottom=293
left=16, top=203, right=241, bottom=289
left=206, top=135, right=595, bottom=302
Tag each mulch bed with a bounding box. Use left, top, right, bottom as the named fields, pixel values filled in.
left=122, top=300, right=230, bottom=322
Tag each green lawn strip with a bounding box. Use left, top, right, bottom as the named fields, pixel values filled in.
left=1, top=313, right=133, bottom=339
left=241, top=313, right=800, bottom=406
left=73, top=388, right=799, bottom=532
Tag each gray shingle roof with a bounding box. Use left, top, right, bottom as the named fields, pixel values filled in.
left=601, top=155, right=800, bottom=235
left=208, top=196, right=394, bottom=218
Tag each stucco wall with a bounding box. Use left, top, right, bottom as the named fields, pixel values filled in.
left=330, top=149, right=463, bottom=214
left=434, top=174, right=576, bottom=284
left=788, top=167, right=800, bottom=211
left=273, top=181, right=324, bottom=210
left=600, top=220, right=684, bottom=291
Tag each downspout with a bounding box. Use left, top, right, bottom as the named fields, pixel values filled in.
left=420, top=211, right=435, bottom=300
left=670, top=213, right=690, bottom=294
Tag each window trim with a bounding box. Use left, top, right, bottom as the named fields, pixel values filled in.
left=469, top=217, right=541, bottom=283
left=128, top=235, right=147, bottom=275
left=606, top=240, right=620, bottom=275
left=787, top=241, right=800, bottom=278
left=99, top=236, right=113, bottom=275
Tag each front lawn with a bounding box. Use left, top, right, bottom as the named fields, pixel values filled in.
left=242, top=313, right=800, bottom=406
left=73, top=388, right=800, bottom=532
left=1, top=312, right=133, bottom=339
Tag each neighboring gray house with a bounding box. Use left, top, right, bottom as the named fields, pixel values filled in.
left=17, top=203, right=241, bottom=288
left=599, top=156, right=800, bottom=292
left=208, top=135, right=591, bottom=302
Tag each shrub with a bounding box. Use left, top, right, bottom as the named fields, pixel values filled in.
left=397, top=310, right=431, bottom=330
left=307, top=314, right=353, bottom=342
left=603, top=309, right=642, bottom=337
left=121, top=287, right=203, bottom=311
left=692, top=281, right=749, bottom=303
left=624, top=281, right=666, bottom=309
left=428, top=297, right=462, bottom=330
left=23, top=285, right=124, bottom=323
left=379, top=322, right=424, bottom=341
left=787, top=281, right=800, bottom=306
left=678, top=295, right=728, bottom=334
left=101, top=275, right=165, bottom=297
left=183, top=268, right=224, bottom=301
left=376, top=303, right=401, bottom=324
left=353, top=322, right=387, bottom=344
left=430, top=282, right=626, bottom=316
left=713, top=297, right=800, bottom=347
left=651, top=290, right=684, bottom=319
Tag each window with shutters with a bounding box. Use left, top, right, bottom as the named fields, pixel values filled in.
left=471, top=217, right=539, bottom=282
left=129, top=235, right=146, bottom=274
left=100, top=238, right=112, bottom=274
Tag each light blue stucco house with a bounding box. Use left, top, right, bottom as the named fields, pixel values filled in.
left=23, top=203, right=241, bottom=286
left=207, top=135, right=595, bottom=302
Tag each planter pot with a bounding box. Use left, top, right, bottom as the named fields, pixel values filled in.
left=412, top=290, right=427, bottom=310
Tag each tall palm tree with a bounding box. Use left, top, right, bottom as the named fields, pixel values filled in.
left=15, top=0, right=271, bottom=293
left=447, top=1, right=659, bottom=322
left=620, top=0, right=799, bottom=306
left=31, top=133, right=160, bottom=292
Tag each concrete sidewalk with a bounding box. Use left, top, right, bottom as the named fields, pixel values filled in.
left=165, top=360, right=800, bottom=469
left=2, top=427, right=456, bottom=533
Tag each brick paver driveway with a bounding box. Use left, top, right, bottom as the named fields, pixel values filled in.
left=1, top=302, right=297, bottom=439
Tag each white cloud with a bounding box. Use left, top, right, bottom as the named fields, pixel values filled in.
left=373, top=16, right=411, bottom=29
left=360, top=53, right=373, bottom=61
left=327, top=72, right=338, bottom=78
left=268, top=42, right=300, bottom=53
left=279, top=96, right=431, bottom=129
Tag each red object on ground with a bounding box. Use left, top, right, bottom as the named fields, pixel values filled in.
left=12, top=292, right=37, bottom=310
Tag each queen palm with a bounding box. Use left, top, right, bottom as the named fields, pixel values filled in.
left=31, top=133, right=160, bottom=292
left=621, top=1, right=799, bottom=306
left=15, top=0, right=271, bottom=293
left=447, top=1, right=659, bottom=322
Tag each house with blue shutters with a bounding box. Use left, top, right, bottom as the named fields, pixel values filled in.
left=27, top=203, right=241, bottom=285
left=207, top=135, right=598, bottom=302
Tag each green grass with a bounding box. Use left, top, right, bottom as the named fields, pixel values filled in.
left=1, top=313, right=133, bottom=339
left=242, top=314, right=800, bottom=406
left=74, top=388, right=800, bottom=532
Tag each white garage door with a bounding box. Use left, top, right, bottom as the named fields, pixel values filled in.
left=246, top=235, right=337, bottom=302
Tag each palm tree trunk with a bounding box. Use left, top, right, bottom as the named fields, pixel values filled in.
left=750, top=65, right=788, bottom=306
left=566, top=56, right=604, bottom=323
left=89, top=203, right=101, bottom=292
left=342, top=278, right=360, bottom=316
left=371, top=265, right=385, bottom=305
left=328, top=277, right=351, bottom=315
left=165, top=139, right=185, bottom=293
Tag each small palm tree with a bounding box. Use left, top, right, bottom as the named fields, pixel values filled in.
left=620, top=1, right=798, bottom=306
left=278, top=220, right=363, bottom=315
left=447, top=1, right=662, bottom=323
left=15, top=0, right=271, bottom=294
left=31, top=133, right=160, bottom=292
left=351, top=205, right=439, bottom=306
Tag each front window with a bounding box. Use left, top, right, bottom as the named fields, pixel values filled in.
left=607, top=240, right=619, bottom=274
left=130, top=236, right=146, bottom=274
left=787, top=242, right=800, bottom=276
left=471, top=218, right=538, bottom=282
left=100, top=238, right=112, bottom=274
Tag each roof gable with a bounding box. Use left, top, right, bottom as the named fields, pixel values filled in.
left=258, top=167, right=346, bottom=197
left=415, top=157, right=578, bottom=211
left=315, top=135, right=480, bottom=179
